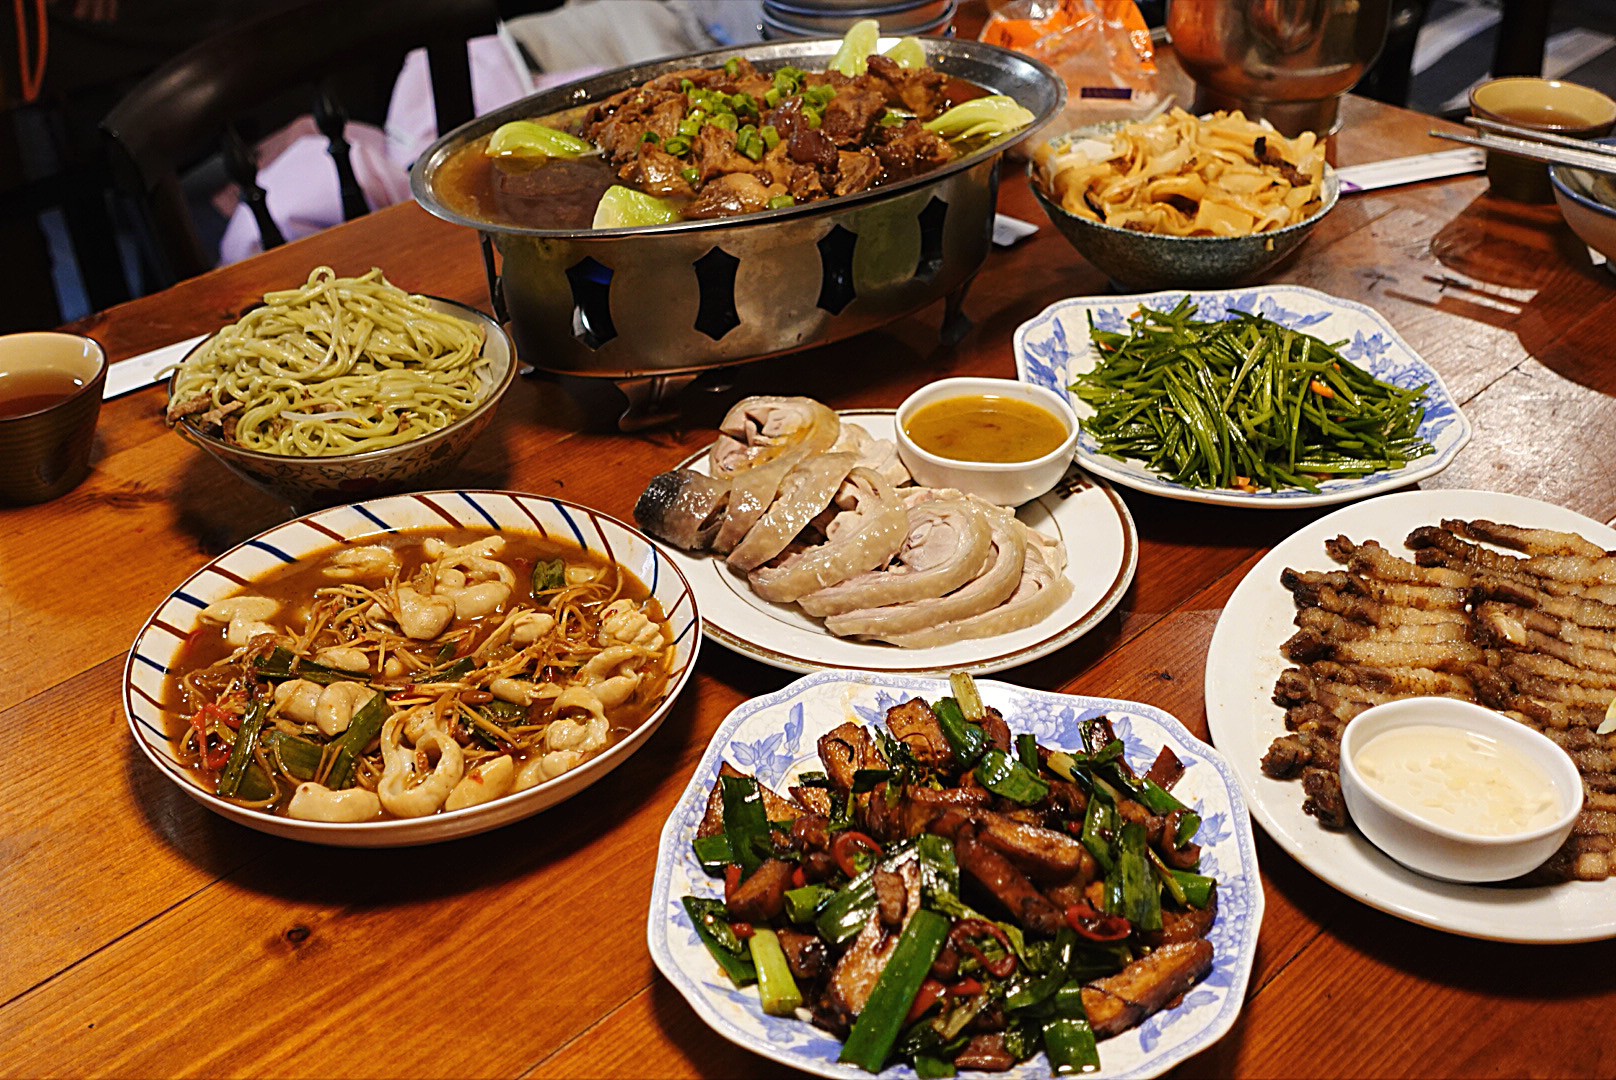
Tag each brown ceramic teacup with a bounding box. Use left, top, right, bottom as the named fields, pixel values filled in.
left=1471, top=77, right=1616, bottom=203
left=0, top=332, right=108, bottom=504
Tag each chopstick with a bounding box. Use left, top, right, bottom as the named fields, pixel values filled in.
left=1429, top=123, right=1616, bottom=179
left=1467, top=115, right=1616, bottom=159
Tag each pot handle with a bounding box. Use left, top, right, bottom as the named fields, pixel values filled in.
left=479, top=232, right=508, bottom=325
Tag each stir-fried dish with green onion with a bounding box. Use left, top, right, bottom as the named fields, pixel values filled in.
left=1071, top=298, right=1433, bottom=493
left=431, top=20, right=1035, bottom=230
left=681, top=674, right=1217, bottom=1076
left=165, top=529, right=673, bottom=823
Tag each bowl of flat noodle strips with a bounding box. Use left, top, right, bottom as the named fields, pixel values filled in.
left=164, top=267, right=517, bottom=510
left=1030, top=110, right=1339, bottom=291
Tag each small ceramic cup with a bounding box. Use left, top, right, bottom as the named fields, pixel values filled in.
left=895, top=376, right=1079, bottom=506
left=0, top=332, right=108, bottom=505
left=1471, top=77, right=1616, bottom=203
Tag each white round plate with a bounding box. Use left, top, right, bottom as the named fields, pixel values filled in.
left=664, top=410, right=1137, bottom=676
left=648, top=671, right=1264, bottom=1079
left=123, top=490, right=701, bottom=847
left=1014, top=286, right=1472, bottom=508
left=1205, top=488, right=1616, bottom=942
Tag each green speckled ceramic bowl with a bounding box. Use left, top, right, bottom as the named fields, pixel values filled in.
left=1028, top=132, right=1339, bottom=292
left=167, top=298, right=516, bottom=511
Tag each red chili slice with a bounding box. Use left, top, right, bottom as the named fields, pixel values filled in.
left=905, top=978, right=946, bottom=1025
left=831, top=830, right=883, bottom=880
left=190, top=704, right=237, bottom=769
left=723, top=863, right=743, bottom=903
left=1064, top=901, right=1132, bottom=942
left=947, top=918, right=1017, bottom=978
left=949, top=977, right=984, bottom=998
left=203, top=742, right=231, bottom=770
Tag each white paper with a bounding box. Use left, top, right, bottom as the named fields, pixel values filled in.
left=1337, top=148, right=1485, bottom=194
left=992, top=213, right=1039, bottom=247
left=103, top=334, right=207, bottom=400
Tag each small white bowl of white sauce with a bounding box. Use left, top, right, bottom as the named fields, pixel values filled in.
left=895, top=377, right=1079, bottom=506
left=1339, top=697, right=1583, bottom=883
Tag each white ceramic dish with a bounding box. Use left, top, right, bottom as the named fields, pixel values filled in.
left=1205, top=488, right=1616, bottom=942
left=1338, top=698, right=1582, bottom=883
left=666, top=409, right=1137, bottom=676
left=895, top=376, right=1079, bottom=507
left=1014, top=286, right=1472, bottom=508
left=123, top=490, right=701, bottom=847
left=648, top=671, right=1264, bottom=1079
left=1550, top=143, right=1616, bottom=269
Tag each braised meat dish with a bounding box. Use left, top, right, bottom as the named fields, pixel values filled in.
left=585, top=55, right=965, bottom=220
left=433, top=52, right=1011, bottom=230
left=682, top=675, right=1218, bottom=1074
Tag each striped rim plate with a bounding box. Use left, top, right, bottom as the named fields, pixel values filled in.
left=123, top=489, right=701, bottom=847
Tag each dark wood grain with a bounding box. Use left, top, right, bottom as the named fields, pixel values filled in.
left=5, top=88, right=1616, bottom=1080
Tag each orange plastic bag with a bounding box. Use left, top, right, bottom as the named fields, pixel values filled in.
left=981, top=0, right=1179, bottom=136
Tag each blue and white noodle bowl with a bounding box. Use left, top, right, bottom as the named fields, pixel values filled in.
left=124, top=490, right=700, bottom=847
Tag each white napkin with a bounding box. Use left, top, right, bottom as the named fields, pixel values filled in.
left=103, top=334, right=207, bottom=400
left=993, top=213, right=1039, bottom=247
left=1336, top=148, right=1485, bottom=193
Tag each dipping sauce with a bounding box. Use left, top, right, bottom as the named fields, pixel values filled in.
left=1352, top=723, right=1564, bottom=837
left=0, top=368, right=84, bottom=419
left=904, top=395, right=1070, bottom=464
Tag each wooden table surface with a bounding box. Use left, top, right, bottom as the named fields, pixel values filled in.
left=5, top=94, right=1616, bottom=1079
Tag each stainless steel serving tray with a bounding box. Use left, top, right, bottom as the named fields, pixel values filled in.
left=411, top=37, right=1063, bottom=428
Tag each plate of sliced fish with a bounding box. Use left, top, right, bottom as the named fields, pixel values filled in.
left=1206, top=488, right=1616, bottom=942
left=633, top=398, right=1137, bottom=676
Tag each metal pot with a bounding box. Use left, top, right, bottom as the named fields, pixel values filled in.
left=1167, top=0, right=1390, bottom=137
left=410, top=38, right=1063, bottom=428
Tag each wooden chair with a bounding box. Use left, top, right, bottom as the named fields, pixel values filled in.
left=100, top=0, right=498, bottom=288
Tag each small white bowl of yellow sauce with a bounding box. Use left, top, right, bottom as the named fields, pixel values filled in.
left=895, top=377, right=1079, bottom=506
left=1338, top=697, right=1583, bottom=883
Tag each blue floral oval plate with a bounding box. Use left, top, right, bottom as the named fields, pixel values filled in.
left=1014, top=286, right=1471, bottom=508
left=647, top=671, right=1263, bottom=1079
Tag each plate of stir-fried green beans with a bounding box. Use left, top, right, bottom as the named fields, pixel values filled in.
left=648, top=671, right=1263, bottom=1078
left=1014, top=287, right=1470, bottom=507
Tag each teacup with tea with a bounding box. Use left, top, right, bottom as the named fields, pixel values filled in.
left=1471, top=77, right=1616, bottom=203
left=0, top=332, right=108, bottom=504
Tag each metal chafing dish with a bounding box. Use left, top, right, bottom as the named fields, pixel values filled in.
left=410, top=37, right=1064, bottom=429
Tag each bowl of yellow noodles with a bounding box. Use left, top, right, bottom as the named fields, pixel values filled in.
left=164, top=267, right=518, bottom=510
left=1030, top=110, right=1339, bottom=291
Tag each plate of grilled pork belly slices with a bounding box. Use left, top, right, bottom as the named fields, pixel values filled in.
left=1205, top=489, right=1616, bottom=942
left=649, top=671, right=1264, bottom=1079
left=634, top=400, right=1137, bottom=676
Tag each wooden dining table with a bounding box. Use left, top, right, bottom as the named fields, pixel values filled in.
left=5, top=90, right=1616, bottom=1079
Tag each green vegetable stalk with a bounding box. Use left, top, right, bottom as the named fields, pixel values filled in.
left=1072, top=299, right=1432, bottom=493
left=749, top=928, right=804, bottom=1016
left=486, top=121, right=594, bottom=160
left=682, top=896, right=757, bottom=987
left=324, top=690, right=391, bottom=790
left=838, top=908, right=951, bottom=1072
left=922, top=95, right=1036, bottom=140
